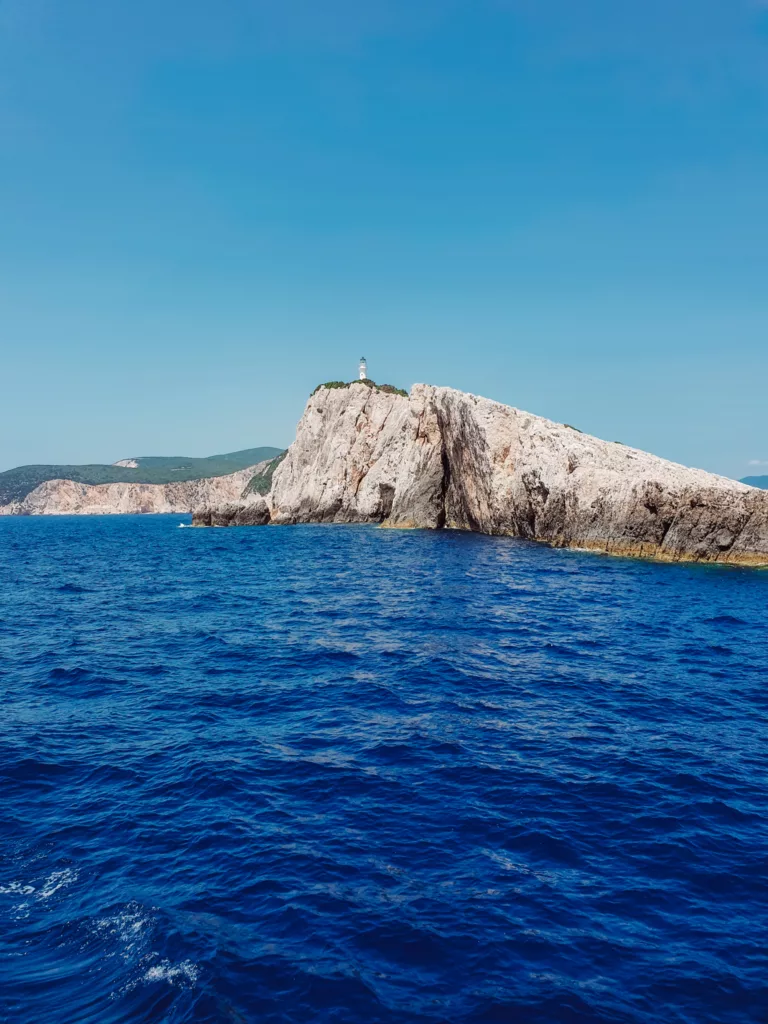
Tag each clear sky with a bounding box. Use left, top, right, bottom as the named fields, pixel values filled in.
left=1, top=0, right=767, bottom=478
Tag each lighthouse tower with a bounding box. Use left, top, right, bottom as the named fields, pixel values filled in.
left=359, top=356, right=367, bottom=380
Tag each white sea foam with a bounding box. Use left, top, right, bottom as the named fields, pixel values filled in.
left=1, top=868, right=78, bottom=904
left=95, top=901, right=154, bottom=959
left=144, top=959, right=199, bottom=987
left=37, top=868, right=78, bottom=899
left=0, top=881, right=35, bottom=896
left=97, top=906, right=198, bottom=997
left=113, top=954, right=199, bottom=1000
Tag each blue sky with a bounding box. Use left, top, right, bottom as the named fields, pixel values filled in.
left=1, top=0, right=767, bottom=477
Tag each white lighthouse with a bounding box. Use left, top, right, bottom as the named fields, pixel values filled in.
left=359, top=356, right=367, bottom=380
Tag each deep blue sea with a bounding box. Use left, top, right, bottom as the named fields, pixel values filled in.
left=1, top=516, right=767, bottom=1024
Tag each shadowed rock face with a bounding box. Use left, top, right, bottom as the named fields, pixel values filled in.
left=269, top=383, right=768, bottom=567
left=192, top=496, right=270, bottom=527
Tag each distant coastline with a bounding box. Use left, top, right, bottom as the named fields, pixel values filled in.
left=3, top=382, right=768, bottom=570
left=0, top=448, right=283, bottom=516
left=0, top=448, right=283, bottom=511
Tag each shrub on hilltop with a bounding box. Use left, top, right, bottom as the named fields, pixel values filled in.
left=311, top=380, right=408, bottom=398
left=310, top=381, right=348, bottom=395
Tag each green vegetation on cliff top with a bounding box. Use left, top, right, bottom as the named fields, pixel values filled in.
left=0, top=447, right=284, bottom=506
left=311, top=379, right=408, bottom=398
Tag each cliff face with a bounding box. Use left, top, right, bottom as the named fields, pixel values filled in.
left=270, top=383, right=768, bottom=567
left=269, top=384, right=414, bottom=524
left=0, top=462, right=269, bottom=516
left=11, top=383, right=767, bottom=567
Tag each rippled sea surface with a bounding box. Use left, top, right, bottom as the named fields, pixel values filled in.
left=2, top=516, right=767, bottom=1024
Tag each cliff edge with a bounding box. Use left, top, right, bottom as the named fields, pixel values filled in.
left=268, top=383, right=768, bottom=567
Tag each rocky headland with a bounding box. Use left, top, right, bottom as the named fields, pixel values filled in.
left=196, top=381, right=768, bottom=568
left=6, top=380, right=766, bottom=567
left=0, top=462, right=271, bottom=516
left=0, top=446, right=283, bottom=515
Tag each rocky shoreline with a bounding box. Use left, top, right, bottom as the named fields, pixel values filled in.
left=6, top=381, right=768, bottom=568
left=195, top=382, right=768, bottom=568
left=191, top=497, right=270, bottom=527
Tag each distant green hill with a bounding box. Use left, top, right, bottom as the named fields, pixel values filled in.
left=742, top=476, right=768, bottom=489
left=0, top=447, right=284, bottom=506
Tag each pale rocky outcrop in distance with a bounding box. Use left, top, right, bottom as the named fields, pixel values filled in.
left=0, top=462, right=271, bottom=516
left=269, top=382, right=768, bottom=567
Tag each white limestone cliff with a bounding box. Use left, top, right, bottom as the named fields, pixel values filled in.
left=8, top=381, right=767, bottom=567
left=269, top=383, right=768, bottom=567
left=0, top=462, right=269, bottom=516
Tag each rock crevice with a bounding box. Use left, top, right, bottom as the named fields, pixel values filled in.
left=268, top=383, right=768, bottom=567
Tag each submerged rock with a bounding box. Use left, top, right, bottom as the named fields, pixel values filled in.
left=269, top=382, right=768, bottom=567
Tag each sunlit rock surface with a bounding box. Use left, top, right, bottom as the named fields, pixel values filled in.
left=270, top=383, right=768, bottom=567
left=0, top=463, right=271, bottom=516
